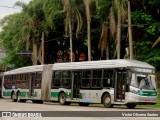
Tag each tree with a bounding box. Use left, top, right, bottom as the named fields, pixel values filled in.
left=15, top=0, right=59, bottom=65
left=97, top=0, right=115, bottom=59
left=0, top=14, right=32, bottom=68
left=113, top=0, right=127, bottom=59
left=62, top=0, right=74, bottom=62
left=128, top=0, right=133, bottom=59
left=83, top=0, right=98, bottom=61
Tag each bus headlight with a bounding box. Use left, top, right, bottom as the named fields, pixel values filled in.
left=130, top=90, right=138, bottom=94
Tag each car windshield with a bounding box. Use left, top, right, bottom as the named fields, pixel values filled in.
left=131, top=73, right=157, bottom=90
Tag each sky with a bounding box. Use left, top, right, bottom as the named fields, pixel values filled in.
left=0, top=0, right=30, bottom=19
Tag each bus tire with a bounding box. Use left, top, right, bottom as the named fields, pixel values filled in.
left=17, top=92, right=26, bottom=102
left=17, top=92, right=22, bottom=102
left=59, top=92, right=66, bottom=105
left=32, top=100, right=36, bottom=103
left=32, top=100, right=43, bottom=104
left=126, top=103, right=137, bottom=109
left=37, top=100, right=43, bottom=104
left=79, top=102, right=90, bottom=106
left=102, top=94, right=113, bottom=108
left=65, top=102, right=71, bottom=105
left=11, top=92, right=17, bottom=102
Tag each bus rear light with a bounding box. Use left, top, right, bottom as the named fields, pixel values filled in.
left=145, top=100, right=150, bottom=103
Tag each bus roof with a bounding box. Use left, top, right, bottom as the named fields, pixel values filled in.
left=4, top=65, right=44, bottom=75
left=3, top=59, right=155, bottom=75
left=53, top=59, right=155, bottom=70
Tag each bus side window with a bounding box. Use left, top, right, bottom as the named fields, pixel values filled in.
left=103, top=69, right=113, bottom=88
left=34, top=72, right=42, bottom=88
left=52, top=71, right=62, bottom=88
left=62, top=71, right=71, bottom=88
left=82, top=70, right=91, bottom=88
left=92, top=70, right=102, bottom=88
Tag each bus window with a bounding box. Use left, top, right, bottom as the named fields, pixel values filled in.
left=103, top=69, right=113, bottom=87
left=82, top=70, right=91, bottom=88
left=92, top=70, right=102, bottom=88
left=35, top=72, right=42, bottom=88
left=62, top=71, right=71, bottom=88
left=4, top=75, right=12, bottom=89
left=52, top=71, right=62, bottom=88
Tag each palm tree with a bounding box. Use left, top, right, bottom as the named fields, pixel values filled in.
left=15, top=1, right=42, bottom=65
left=62, top=0, right=84, bottom=62
left=83, top=0, right=98, bottom=61
left=113, top=0, right=127, bottom=59
left=128, top=0, right=133, bottom=59
left=83, top=0, right=92, bottom=61
left=15, top=0, right=57, bottom=65
left=62, top=0, right=73, bottom=62
left=98, top=0, right=116, bottom=60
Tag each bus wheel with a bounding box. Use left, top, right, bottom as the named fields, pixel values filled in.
left=59, top=93, right=66, bottom=105
left=79, top=102, right=90, bottom=106
left=17, top=92, right=21, bottom=102
left=32, top=100, right=43, bottom=104
left=17, top=92, right=26, bottom=102
left=11, top=92, right=17, bottom=102
left=37, top=100, right=43, bottom=104
left=32, top=100, right=36, bottom=103
left=102, top=94, right=113, bottom=108
left=126, top=103, right=137, bottom=109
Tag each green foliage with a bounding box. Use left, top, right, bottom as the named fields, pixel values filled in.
left=135, top=40, right=160, bottom=70
left=0, top=0, right=160, bottom=71
left=96, top=0, right=112, bottom=20
left=1, top=50, right=31, bottom=69
left=132, top=9, right=160, bottom=70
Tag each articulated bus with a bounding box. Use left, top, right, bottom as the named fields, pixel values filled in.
left=1, top=59, right=158, bottom=108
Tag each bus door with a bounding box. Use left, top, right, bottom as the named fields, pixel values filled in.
left=29, top=73, right=35, bottom=97
left=72, top=71, right=81, bottom=99
left=114, top=69, right=127, bottom=102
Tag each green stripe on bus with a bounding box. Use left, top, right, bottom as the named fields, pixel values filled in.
left=79, top=93, right=83, bottom=99
left=3, top=91, right=11, bottom=96
left=51, top=92, right=71, bottom=98
left=138, top=91, right=157, bottom=96
left=51, top=92, right=59, bottom=98
left=20, top=92, right=28, bottom=97
left=65, top=92, right=71, bottom=98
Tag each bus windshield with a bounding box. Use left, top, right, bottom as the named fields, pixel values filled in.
left=131, top=73, right=157, bottom=90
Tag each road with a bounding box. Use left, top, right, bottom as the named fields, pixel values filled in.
left=0, top=98, right=160, bottom=120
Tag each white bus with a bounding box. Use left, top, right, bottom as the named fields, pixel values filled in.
left=1, top=59, right=158, bottom=108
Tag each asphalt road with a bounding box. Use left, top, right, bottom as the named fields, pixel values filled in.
left=0, top=98, right=160, bottom=120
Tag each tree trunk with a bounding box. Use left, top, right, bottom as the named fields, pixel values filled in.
left=117, top=9, right=121, bottom=59
left=32, top=43, right=38, bottom=65
left=42, top=31, right=44, bottom=64
left=87, top=20, right=91, bottom=61
left=84, top=0, right=92, bottom=61
left=106, top=44, right=109, bottom=60
left=128, top=0, right=133, bottom=59
left=69, top=17, right=73, bottom=62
